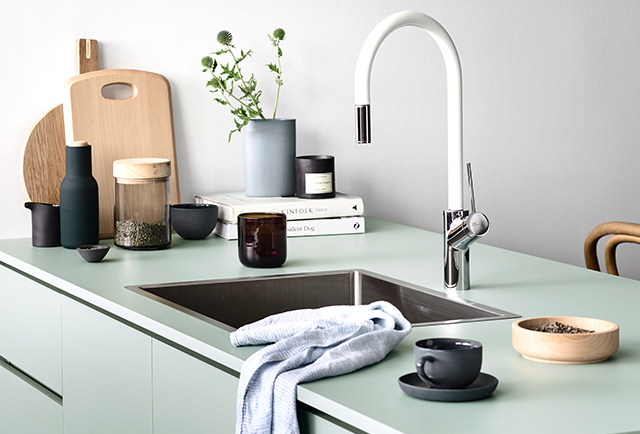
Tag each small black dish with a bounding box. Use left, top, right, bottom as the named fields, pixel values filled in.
left=77, top=245, right=110, bottom=263
left=170, top=204, right=218, bottom=240
left=398, top=372, right=498, bottom=402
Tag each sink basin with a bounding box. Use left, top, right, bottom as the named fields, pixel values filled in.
left=126, top=270, right=518, bottom=332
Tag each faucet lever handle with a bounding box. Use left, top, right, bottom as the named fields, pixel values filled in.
left=467, top=163, right=476, bottom=213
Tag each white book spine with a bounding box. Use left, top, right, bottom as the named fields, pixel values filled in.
left=194, top=193, right=364, bottom=223
left=213, top=216, right=365, bottom=240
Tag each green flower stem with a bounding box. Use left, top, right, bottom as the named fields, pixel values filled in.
left=272, top=54, right=281, bottom=120
left=206, top=71, right=249, bottom=117
left=228, top=49, right=265, bottom=120
left=202, top=28, right=286, bottom=140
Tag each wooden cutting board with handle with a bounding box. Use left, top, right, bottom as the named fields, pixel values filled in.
left=21, top=39, right=99, bottom=205
left=63, top=69, right=180, bottom=238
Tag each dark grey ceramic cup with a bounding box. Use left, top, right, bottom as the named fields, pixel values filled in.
left=170, top=204, right=218, bottom=240
left=414, top=338, right=482, bottom=389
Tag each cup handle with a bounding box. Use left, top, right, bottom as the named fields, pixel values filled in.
left=416, top=355, right=435, bottom=384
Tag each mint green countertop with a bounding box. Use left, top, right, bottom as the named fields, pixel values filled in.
left=1, top=218, right=639, bottom=433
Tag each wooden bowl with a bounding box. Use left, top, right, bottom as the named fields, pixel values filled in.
left=512, top=316, right=619, bottom=364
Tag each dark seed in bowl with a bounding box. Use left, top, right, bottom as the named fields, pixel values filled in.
left=533, top=322, right=594, bottom=334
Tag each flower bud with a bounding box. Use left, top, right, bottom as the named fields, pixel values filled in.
left=272, top=28, right=285, bottom=41
left=217, top=30, right=233, bottom=46
left=201, top=56, right=214, bottom=69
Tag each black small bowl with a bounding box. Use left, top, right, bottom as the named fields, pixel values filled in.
left=77, top=245, right=110, bottom=262
left=171, top=204, right=219, bottom=239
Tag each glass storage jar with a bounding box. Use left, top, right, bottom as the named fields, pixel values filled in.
left=113, top=158, right=171, bottom=250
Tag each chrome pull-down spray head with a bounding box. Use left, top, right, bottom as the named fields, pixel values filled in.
left=356, top=105, right=371, bottom=144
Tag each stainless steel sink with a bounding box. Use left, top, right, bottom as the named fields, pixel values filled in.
left=126, top=270, right=518, bottom=332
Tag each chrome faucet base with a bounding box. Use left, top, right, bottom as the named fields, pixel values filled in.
left=444, top=209, right=471, bottom=291
left=444, top=207, right=490, bottom=291
left=445, top=248, right=470, bottom=291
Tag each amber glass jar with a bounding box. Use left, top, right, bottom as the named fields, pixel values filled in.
left=113, top=158, right=171, bottom=250
left=237, top=213, right=287, bottom=268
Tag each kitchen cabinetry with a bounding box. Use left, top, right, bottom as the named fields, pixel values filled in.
left=62, top=298, right=153, bottom=434
left=152, top=340, right=355, bottom=434
left=0, top=264, right=62, bottom=394
left=6, top=217, right=636, bottom=433
left=153, top=339, right=238, bottom=433
left=0, top=261, right=353, bottom=434
left=0, top=360, right=62, bottom=434
left=0, top=263, right=63, bottom=434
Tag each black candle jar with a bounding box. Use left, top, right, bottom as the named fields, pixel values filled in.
left=295, top=155, right=335, bottom=199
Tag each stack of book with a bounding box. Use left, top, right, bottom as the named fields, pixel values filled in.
left=193, top=192, right=365, bottom=240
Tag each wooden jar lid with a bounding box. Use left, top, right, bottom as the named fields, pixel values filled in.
left=113, top=158, right=171, bottom=179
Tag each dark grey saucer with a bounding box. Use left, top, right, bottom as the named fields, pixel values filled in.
left=398, top=372, right=498, bottom=402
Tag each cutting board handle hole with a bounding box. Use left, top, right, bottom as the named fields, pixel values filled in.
left=101, top=83, right=136, bottom=100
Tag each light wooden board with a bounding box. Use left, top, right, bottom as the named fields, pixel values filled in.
left=21, top=105, right=66, bottom=204
left=63, top=69, right=180, bottom=238
left=21, top=39, right=98, bottom=205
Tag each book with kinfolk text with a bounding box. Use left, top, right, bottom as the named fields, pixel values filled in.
left=194, top=192, right=364, bottom=224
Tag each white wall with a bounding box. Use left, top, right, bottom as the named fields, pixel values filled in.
left=2, top=0, right=639, bottom=278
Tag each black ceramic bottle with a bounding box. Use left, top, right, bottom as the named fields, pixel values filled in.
left=60, top=141, right=99, bottom=248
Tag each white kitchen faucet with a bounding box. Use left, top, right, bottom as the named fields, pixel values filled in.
left=354, top=11, right=489, bottom=290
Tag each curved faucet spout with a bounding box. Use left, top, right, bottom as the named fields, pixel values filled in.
left=354, top=11, right=463, bottom=210
left=354, top=11, right=488, bottom=291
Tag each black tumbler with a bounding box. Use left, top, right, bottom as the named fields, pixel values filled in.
left=25, top=202, right=61, bottom=247
left=237, top=213, right=287, bottom=268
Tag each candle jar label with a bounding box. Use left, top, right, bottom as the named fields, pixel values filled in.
left=305, top=172, right=333, bottom=194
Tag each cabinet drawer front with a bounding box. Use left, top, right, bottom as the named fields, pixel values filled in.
left=153, top=340, right=238, bottom=434
left=62, top=298, right=153, bottom=434
left=153, top=341, right=364, bottom=434
left=0, top=361, right=63, bottom=434
left=0, top=264, right=62, bottom=394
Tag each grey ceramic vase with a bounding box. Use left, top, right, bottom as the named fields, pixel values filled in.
left=243, top=119, right=296, bottom=197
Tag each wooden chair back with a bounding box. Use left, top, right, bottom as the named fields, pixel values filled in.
left=584, top=222, right=640, bottom=275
